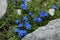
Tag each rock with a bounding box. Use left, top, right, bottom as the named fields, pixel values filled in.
left=22, top=18, right=60, bottom=40
left=0, top=0, right=7, bottom=19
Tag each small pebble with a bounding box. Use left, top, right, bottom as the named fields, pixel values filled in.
left=49, top=9, right=55, bottom=16
left=17, top=9, right=21, bottom=15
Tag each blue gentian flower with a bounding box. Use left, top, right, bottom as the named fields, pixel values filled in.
left=33, top=16, right=37, bottom=22
left=20, top=3, right=27, bottom=10
left=18, top=30, right=24, bottom=38
left=24, top=21, right=32, bottom=30
left=24, top=21, right=29, bottom=26
left=18, top=30, right=27, bottom=38
left=15, top=20, right=20, bottom=24
left=18, top=23, right=23, bottom=28
left=37, top=17, right=42, bottom=23
left=22, top=0, right=27, bottom=3
left=52, top=5, right=56, bottom=9
left=25, top=24, right=32, bottom=30
left=14, top=28, right=19, bottom=33
left=24, top=21, right=29, bottom=24
left=39, top=10, right=49, bottom=18
left=44, top=12, right=49, bottom=17
left=39, top=10, right=45, bottom=18
left=23, top=16, right=28, bottom=21
left=22, top=30, right=27, bottom=35
left=28, top=12, right=32, bottom=16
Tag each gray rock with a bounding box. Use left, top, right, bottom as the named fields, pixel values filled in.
left=22, top=18, right=60, bottom=40
left=0, top=0, right=7, bottom=19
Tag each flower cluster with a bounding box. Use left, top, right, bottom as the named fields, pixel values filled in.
left=14, top=0, right=57, bottom=38
left=14, top=28, right=27, bottom=38
left=33, top=10, right=49, bottom=22
left=15, top=18, right=32, bottom=38
left=33, top=17, right=42, bottom=23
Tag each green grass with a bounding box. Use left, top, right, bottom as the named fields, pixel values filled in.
left=0, top=0, right=60, bottom=40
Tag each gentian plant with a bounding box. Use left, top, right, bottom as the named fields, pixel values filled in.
left=14, top=0, right=58, bottom=39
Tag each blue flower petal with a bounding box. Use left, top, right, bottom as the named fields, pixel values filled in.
left=33, top=16, right=37, bottom=22
left=24, top=21, right=32, bottom=30
left=25, top=25, right=32, bottom=30
left=37, top=17, right=42, bottom=23
left=44, top=12, right=49, bottom=17
left=52, top=5, right=56, bottom=9
left=18, top=23, right=23, bottom=28
left=23, top=16, right=28, bottom=21
left=20, top=3, right=27, bottom=10
left=15, top=20, right=20, bottom=24
left=24, top=21, right=29, bottom=26
left=14, top=28, right=19, bottom=33
left=22, top=30, right=27, bottom=35
left=18, top=30, right=27, bottom=38
left=28, top=12, right=32, bottom=16
left=39, top=10, right=45, bottom=18
left=39, top=10, right=49, bottom=18
left=18, top=31, right=23, bottom=38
